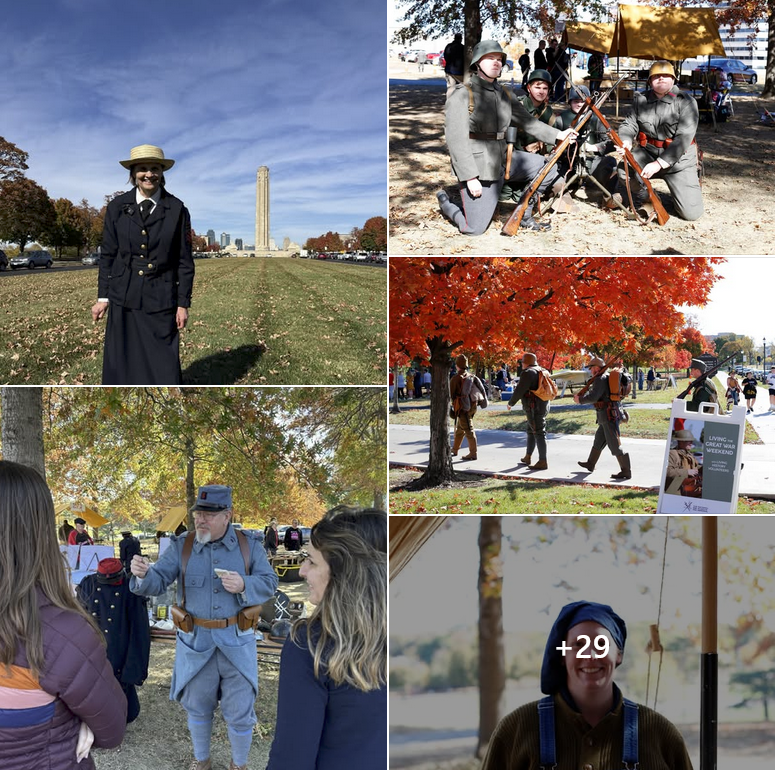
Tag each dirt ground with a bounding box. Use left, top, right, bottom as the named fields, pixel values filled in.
left=92, top=579, right=310, bottom=770
left=389, top=60, right=775, bottom=255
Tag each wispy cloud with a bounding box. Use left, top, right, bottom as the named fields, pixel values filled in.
left=2, top=0, right=386, bottom=245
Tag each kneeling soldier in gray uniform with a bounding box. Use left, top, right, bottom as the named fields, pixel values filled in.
left=437, top=40, right=577, bottom=234
left=131, top=485, right=278, bottom=770
left=617, top=61, right=703, bottom=221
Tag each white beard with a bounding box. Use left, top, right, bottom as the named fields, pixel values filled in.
left=195, top=531, right=212, bottom=545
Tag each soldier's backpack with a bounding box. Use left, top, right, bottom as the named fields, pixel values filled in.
left=529, top=368, right=559, bottom=401
left=454, top=374, right=487, bottom=414
left=608, top=368, right=632, bottom=401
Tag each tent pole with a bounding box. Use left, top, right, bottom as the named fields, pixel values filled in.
left=700, top=516, right=718, bottom=770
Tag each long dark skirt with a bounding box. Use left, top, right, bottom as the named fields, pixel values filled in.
left=102, top=304, right=182, bottom=384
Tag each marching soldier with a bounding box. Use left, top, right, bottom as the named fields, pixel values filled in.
left=574, top=358, right=631, bottom=480
left=437, top=40, right=577, bottom=234
left=617, top=61, right=703, bottom=221
left=665, top=428, right=702, bottom=496
left=506, top=352, right=549, bottom=470
left=685, top=358, right=719, bottom=412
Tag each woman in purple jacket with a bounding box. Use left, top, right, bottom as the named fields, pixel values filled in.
left=0, top=461, right=127, bottom=769
left=266, top=506, right=386, bottom=770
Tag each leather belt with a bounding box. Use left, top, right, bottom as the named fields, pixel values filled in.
left=469, top=131, right=505, bottom=140
left=637, top=132, right=696, bottom=149
left=192, top=615, right=239, bottom=629
left=594, top=401, right=606, bottom=409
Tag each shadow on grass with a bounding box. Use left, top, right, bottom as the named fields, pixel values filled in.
left=183, top=344, right=266, bottom=384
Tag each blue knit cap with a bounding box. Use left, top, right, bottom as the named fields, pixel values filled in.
left=540, top=601, right=627, bottom=694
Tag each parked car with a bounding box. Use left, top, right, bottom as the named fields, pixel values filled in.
left=693, top=58, right=757, bottom=84
left=0, top=249, right=8, bottom=271
left=81, top=252, right=100, bottom=266
left=10, top=250, right=53, bottom=269
left=425, top=52, right=442, bottom=65
left=404, top=50, right=421, bottom=63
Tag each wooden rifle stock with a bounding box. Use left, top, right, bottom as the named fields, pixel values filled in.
left=575, top=357, right=616, bottom=401
left=501, top=74, right=628, bottom=236
left=588, top=104, right=670, bottom=226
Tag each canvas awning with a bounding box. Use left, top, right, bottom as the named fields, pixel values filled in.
left=389, top=516, right=447, bottom=582
left=562, top=21, right=616, bottom=55
left=56, top=502, right=109, bottom=528
left=612, top=4, right=725, bottom=60
left=157, top=505, right=188, bottom=533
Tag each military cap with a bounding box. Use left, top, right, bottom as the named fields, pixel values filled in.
left=673, top=429, right=696, bottom=442
left=587, top=356, right=605, bottom=369
left=527, top=68, right=552, bottom=85
left=568, top=85, right=591, bottom=102
left=469, top=40, right=507, bottom=70
left=191, top=484, right=233, bottom=511
left=690, top=359, right=707, bottom=373
left=522, top=352, right=538, bottom=367
left=648, top=61, right=676, bottom=82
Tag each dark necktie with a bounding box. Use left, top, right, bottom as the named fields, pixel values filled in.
left=140, top=200, right=153, bottom=221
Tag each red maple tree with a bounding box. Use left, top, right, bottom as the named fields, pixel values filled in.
left=390, top=257, right=724, bottom=487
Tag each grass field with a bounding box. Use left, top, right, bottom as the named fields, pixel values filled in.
left=388, top=470, right=775, bottom=515
left=0, top=258, right=386, bottom=385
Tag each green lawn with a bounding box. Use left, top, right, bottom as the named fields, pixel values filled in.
left=0, top=258, right=386, bottom=385
left=389, top=470, right=775, bottom=515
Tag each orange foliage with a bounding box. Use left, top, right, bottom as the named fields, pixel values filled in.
left=390, top=257, right=724, bottom=362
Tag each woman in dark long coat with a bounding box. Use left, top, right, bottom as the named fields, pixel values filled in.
left=91, top=144, right=194, bottom=384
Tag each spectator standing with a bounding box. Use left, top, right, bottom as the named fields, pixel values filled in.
left=119, top=530, right=142, bottom=574
left=551, top=41, right=570, bottom=102
left=406, top=368, right=414, bottom=399
left=266, top=506, right=386, bottom=770
left=414, top=368, right=423, bottom=398
left=443, top=33, right=465, bottom=97
left=742, top=371, right=758, bottom=413
left=58, top=518, right=75, bottom=543
left=518, top=48, right=531, bottom=87
left=588, top=50, right=605, bottom=93
left=422, top=368, right=432, bottom=396
left=647, top=366, right=656, bottom=390
left=0, top=461, right=127, bottom=769
left=534, top=39, right=547, bottom=71
left=284, top=519, right=305, bottom=552
left=767, top=366, right=775, bottom=411
left=264, top=517, right=279, bottom=557
left=637, top=368, right=644, bottom=391
left=397, top=370, right=406, bottom=399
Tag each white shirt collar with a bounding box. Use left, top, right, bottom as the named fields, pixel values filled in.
left=135, top=189, right=161, bottom=207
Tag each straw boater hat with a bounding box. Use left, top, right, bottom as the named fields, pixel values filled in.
left=119, top=144, right=175, bottom=171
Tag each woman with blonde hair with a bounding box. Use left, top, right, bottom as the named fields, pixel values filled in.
left=266, top=506, right=386, bottom=769
left=0, top=461, right=126, bottom=768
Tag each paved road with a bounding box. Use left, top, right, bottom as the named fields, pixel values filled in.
left=389, top=377, right=775, bottom=499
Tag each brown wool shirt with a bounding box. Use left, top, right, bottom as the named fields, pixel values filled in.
left=480, top=691, right=694, bottom=770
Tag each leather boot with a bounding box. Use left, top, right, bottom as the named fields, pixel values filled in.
left=228, top=763, right=248, bottom=770
left=530, top=459, right=548, bottom=470
left=611, top=453, right=632, bottom=480
left=188, top=760, right=212, bottom=770
left=578, top=448, right=602, bottom=472
left=519, top=454, right=532, bottom=464
left=520, top=202, right=551, bottom=231
left=451, top=433, right=463, bottom=457
left=462, top=436, right=478, bottom=461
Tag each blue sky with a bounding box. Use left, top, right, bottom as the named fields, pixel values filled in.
left=2, top=0, right=386, bottom=247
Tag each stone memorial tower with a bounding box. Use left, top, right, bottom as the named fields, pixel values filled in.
left=255, top=166, right=270, bottom=250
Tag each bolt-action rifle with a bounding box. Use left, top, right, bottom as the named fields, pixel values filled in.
left=586, top=102, right=670, bottom=226
left=675, top=353, right=738, bottom=400
left=575, top=355, right=619, bottom=401
left=501, top=73, right=628, bottom=236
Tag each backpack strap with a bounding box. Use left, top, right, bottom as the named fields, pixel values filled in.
left=537, top=696, right=557, bottom=769
left=180, top=531, right=195, bottom=610
left=622, top=698, right=639, bottom=767
left=236, top=529, right=251, bottom=573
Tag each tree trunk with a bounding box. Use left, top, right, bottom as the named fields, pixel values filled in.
left=463, top=0, right=482, bottom=83
left=414, top=336, right=456, bottom=488
left=762, top=6, right=775, bottom=98
left=1, top=387, right=45, bottom=479
left=185, top=435, right=196, bottom=531
left=477, top=516, right=505, bottom=758
left=373, top=489, right=385, bottom=510
left=390, top=364, right=402, bottom=414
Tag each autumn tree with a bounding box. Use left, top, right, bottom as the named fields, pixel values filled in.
left=191, top=230, right=208, bottom=252
left=361, top=216, right=387, bottom=251
left=0, top=387, right=46, bottom=479
left=0, top=178, right=56, bottom=253
left=43, top=198, right=90, bottom=257
left=714, top=333, right=754, bottom=365
left=0, top=137, right=29, bottom=182
left=679, top=324, right=711, bottom=359
left=390, top=257, right=723, bottom=487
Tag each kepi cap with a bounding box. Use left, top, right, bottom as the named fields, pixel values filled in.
left=74, top=517, right=86, bottom=525
left=191, top=484, right=232, bottom=512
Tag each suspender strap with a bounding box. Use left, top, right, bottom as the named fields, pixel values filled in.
left=236, top=529, right=251, bottom=572
left=622, top=698, right=639, bottom=766
left=180, top=532, right=195, bottom=610
left=537, top=696, right=557, bottom=768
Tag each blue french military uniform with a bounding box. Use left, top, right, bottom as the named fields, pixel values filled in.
left=130, top=524, right=277, bottom=702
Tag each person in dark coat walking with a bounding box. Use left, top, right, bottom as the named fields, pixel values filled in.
left=76, top=558, right=151, bottom=723
left=92, top=144, right=194, bottom=385
left=506, top=352, right=549, bottom=470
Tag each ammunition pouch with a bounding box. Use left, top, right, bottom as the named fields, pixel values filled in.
left=237, top=605, right=262, bottom=631
left=171, top=604, right=194, bottom=633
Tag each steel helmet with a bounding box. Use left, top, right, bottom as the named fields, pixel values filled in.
left=527, top=69, right=552, bottom=85
left=568, top=84, right=591, bottom=102
left=649, top=61, right=676, bottom=81
left=470, top=40, right=507, bottom=70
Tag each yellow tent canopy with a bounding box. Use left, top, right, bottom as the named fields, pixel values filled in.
left=612, top=4, right=725, bottom=60
left=562, top=21, right=616, bottom=55
left=157, top=505, right=188, bottom=533
left=55, top=502, right=109, bottom=528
